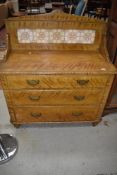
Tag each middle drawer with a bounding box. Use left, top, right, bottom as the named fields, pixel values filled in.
left=6, top=89, right=104, bottom=106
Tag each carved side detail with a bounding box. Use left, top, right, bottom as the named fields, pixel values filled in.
left=3, top=90, right=13, bottom=106
left=0, top=75, right=8, bottom=89
left=101, top=76, right=114, bottom=104
left=0, top=75, right=13, bottom=106
left=89, top=75, right=115, bottom=121
left=8, top=107, right=16, bottom=123
left=99, top=33, right=110, bottom=61
left=98, top=75, right=115, bottom=118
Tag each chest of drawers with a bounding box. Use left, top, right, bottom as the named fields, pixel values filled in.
left=0, top=12, right=116, bottom=127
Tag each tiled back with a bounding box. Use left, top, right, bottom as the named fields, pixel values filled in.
left=17, top=29, right=95, bottom=44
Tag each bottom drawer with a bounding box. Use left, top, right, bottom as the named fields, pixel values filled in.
left=13, top=106, right=100, bottom=123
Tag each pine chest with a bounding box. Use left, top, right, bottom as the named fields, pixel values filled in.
left=0, top=12, right=116, bottom=127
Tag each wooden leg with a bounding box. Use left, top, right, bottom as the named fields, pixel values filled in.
left=13, top=124, right=21, bottom=128
left=92, top=122, right=98, bottom=126
left=92, top=121, right=100, bottom=126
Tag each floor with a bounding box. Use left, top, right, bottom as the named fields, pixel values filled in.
left=0, top=89, right=117, bottom=175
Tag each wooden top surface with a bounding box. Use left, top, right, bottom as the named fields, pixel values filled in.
left=0, top=51, right=116, bottom=74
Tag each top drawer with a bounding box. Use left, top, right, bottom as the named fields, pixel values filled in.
left=5, top=75, right=109, bottom=89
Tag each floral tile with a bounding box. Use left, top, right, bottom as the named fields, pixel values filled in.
left=17, top=29, right=95, bottom=44
left=17, top=29, right=34, bottom=43
left=65, top=30, right=78, bottom=43
left=65, top=30, right=95, bottom=44
left=33, top=29, right=49, bottom=43
left=49, top=29, right=64, bottom=43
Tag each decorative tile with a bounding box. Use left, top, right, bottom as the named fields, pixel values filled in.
left=79, top=30, right=95, bottom=44
left=17, top=29, right=95, bottom=44
left=65, top=30, right=95, bottom=44
left=65, top=30, right=78, bottom=43
left=17, top=29, right=34, bottom=43
left=49, top=29, right=64, bottom=43
left=33, top=29, right=49, bottom=43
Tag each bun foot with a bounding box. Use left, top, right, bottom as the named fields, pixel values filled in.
left=13, top=124, right=21, bottom=128
left=92, top=121, right=99, bottom=126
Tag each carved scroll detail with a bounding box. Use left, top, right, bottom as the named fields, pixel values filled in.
left=9, top=107, right=16, bottom=123
left=0, top=75, right=8, bottom=89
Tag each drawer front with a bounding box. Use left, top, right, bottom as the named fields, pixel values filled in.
left=6, top=75, right=108, bottom=89
left=13, top=106, right=99, bottom=123
left=7, top=89, right=104, bottom=106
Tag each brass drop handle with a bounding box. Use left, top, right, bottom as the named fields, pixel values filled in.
left=31, top=112, right=42, bottom=118
left=72, top=112, right=83, bottom=117
left=74, top=95, right=85, bottom=101
left=77, top=80, right=89, bottom=86
left=29, top=96, right=40, bottom=101
left=27, top=80, right=40, bottom=86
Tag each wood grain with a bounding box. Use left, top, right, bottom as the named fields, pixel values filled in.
left=5, top=74, right=109, bottom=89
left=0, top=11, right=116, bottom=126
left=5, top=89, right=104, bottom=106
left=0, top=52, right=116, bottom=74
left=11, top=106, right=99, bottom=123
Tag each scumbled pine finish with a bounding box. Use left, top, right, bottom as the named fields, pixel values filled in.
left=0, top=11, right=116, bottom=127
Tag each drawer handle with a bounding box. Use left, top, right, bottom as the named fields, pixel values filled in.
left=74, top=95, right=85, bottom=101
left=72, top=112, right=83, bottom=117
left=31, top=112, right=42, bottom=118
left=27, top=80, right=40, bottom=86
left=29, top=96, right=40, bottom=101
left=77, top=80, right=89, bottom=85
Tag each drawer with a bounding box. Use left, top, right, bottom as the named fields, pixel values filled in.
left=6, top=75, right=109, bottom=89
left=7, top=89, right=104, bottom=106
left=13, top=106, right=99, bottom=123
